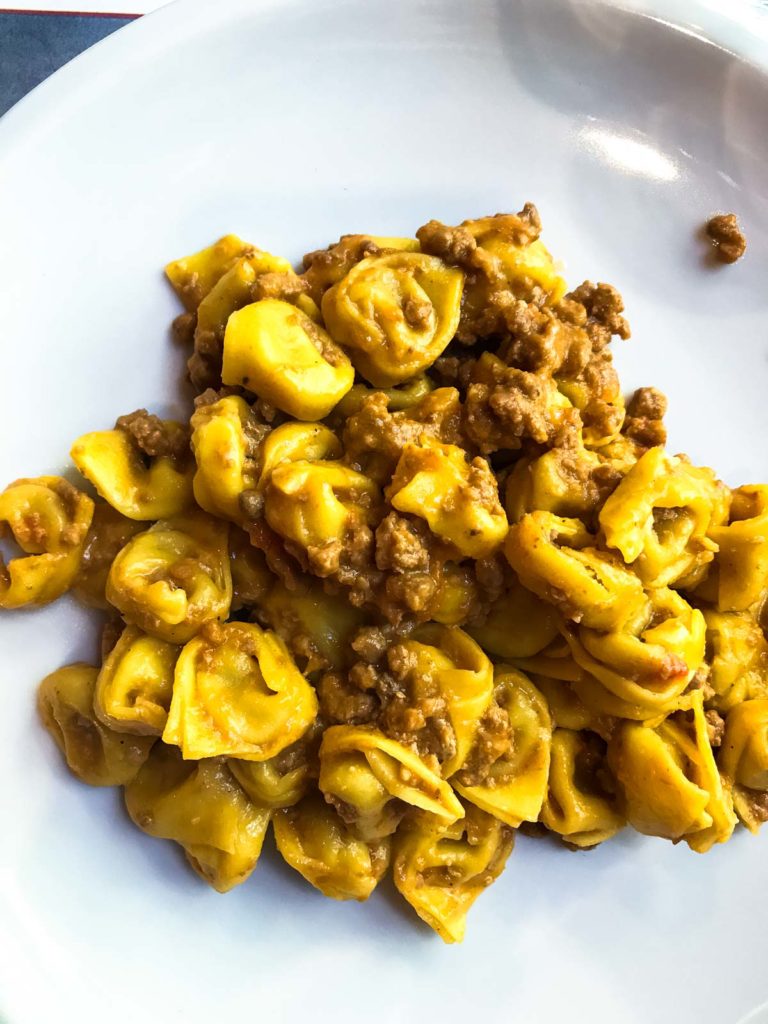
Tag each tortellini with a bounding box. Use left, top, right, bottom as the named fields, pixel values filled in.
left=468, top=578, right=559, bottom=659
left=264, top=460, right=379, bottom=569
left=393, top=624, right=495, bottom=777
left=222, top=299, right=354, bottom=420
left=387, top=440, right=508, bottom=558
left=599, top=447, right=726, bottom=588
left=540, top=729, right=625, bottom=847
left=702, top=610, right=768, bottom=712
left=505, top=511, right=645, bottom=630
left=393, top=803, right=514, bottom=944
left=256, top=420, right=342, bottom=488
left=607, top=693, right=736, bottom=852
left=95, top=625, right=178, bottom=736
left=463, top=213, right=566, bottom=303
left=319, top=725, right=464, bottom=840
left=106, top=510, right=231, bottom=643
left=125, top=743, right=270, bottom=892
left=73, top=502, right=144, bottom=608
left=163, top=622, right=318, bottom=761
left=38, top=664, right=154, bottom=786
left=709, top=485, right=768, bottom=611
left=165, top=233, right=252, bottom=310
left=454, top=669, right=552, bottom=828
left=565, top=587, right=705, bottom=721
left=505, top=442, right=605, bottom=524
left=259, top=577, right=364, bottom=671
left=273, top=795, right=390, bottom=900
left=719, top=700, right=768, bottom=833
left=71, top=421, right=193, bottom=521
left=0, top=476, right=93, bottom=607
left=322, top=251, right=464, bottom=386
left=229, top=727, right=319, bottom=810
left=190, top=395, right=261, bottom=524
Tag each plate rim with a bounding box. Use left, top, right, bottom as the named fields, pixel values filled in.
left=0, top=0, right=767, bottom=162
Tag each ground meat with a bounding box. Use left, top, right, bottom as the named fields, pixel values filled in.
left=351, top=625, right=399, bottom=664
left=374, top=641, right=460, bottom=768
left=171, top=311, right=196, bottom=347
left=453, top=703, right=514, bottom=787
left=251, top=271, right=308, bottom=303
left=567, top=282, right=630, bottom=345
left=705, top=709, right=726, bottom=748
left=463, top=354, right=578, bottom=454
left=343, top=387, right=463, bottom=482
left=115, top=409, right=191, bottom=464
left=302, top=234, right=382, bottom=304
left=317, top=670, right=379, bottom=725
left=623, top=387, right=667, bottom=448
left=417, top=205, right=541, bottom=274
left=100, top=616, right=125, bottom=660
left=705, top=213, right=746, bottom=264
left=741, top=790, right=768, bottom=824
left=187, top=328, right=223, bottom=392
left=384, top=571, right=438, bottom=616
left=375, top=513, right=432, bottom=572
left=430, top=354, right=477, bottom=390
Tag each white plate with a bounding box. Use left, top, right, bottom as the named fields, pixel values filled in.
left=1, top=1, right=767, bottom=1022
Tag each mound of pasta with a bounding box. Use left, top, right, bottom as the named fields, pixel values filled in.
left=5, top=206, right=766, bottom=943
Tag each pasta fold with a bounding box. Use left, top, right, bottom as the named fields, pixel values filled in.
left=0, top=476, right=94, bottom=607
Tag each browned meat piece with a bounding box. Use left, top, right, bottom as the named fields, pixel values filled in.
left=623, top=387, right=668, bottom=448
left=114, top=409, right=190, bottom=464
left=343, top=387, right=463, bottom=482
left=705, top=213, right=746, bottom=264
left=463, top=354, right=579, bottom=454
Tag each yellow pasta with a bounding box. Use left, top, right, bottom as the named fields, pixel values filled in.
left=702, top=609, right=768, bottom=712
left=38, top=664, right=154, bottom=786
left=165, top=233, right=252, bottom=311
left=273, top=795, right=390, bottom=900
left=468, top=578, right=559, bottom=659
left=565, top=587, right=705, bottom=721
left=106, top=510, right=231, bottom=643
left=163, top=621, right=318, bottom=760
left=505, top=443, right=604, bottom=524
left=190, top=395, right=260, bottom=524
left=0, top=476, right=93, bottom=608
left=393, top=803, right=514, bottom=944
left=505, top=511, right=645, bottom=630
left=607, top=692, right=736, bottom=852
left=322, top=251, right=464, bottom=386
left=388, top=439, right=508, bottom=558
left=229, top=727, right=319, bottom=810
left=259, top=577, right=364, bottom=671
left=71, top=422, right=193, bottom=521
left=95, top=625, right=178, bottom=736
left=319, top=725, right=464, bottom=838
left=463, top=213, right=566, bottom=303
left=454, top=668, right=552, bottom=828
left=72, top=502, right=144, bottom=609
left=125, top=743, right=270, bottom=892
left=540, top=729, right=625, bottom=847
left=709, top=485, right=768, bottom=612
left=222, top=299, right=354, bottom=419
left=255, top=420, right=341, bottom=489
left=599, top=447, right=727, bottom=588
left=396, top=624, right=494, bottom=777
left=264, top=461, right=379, bottom=569
left=719, top=699, right=768, bottom=833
